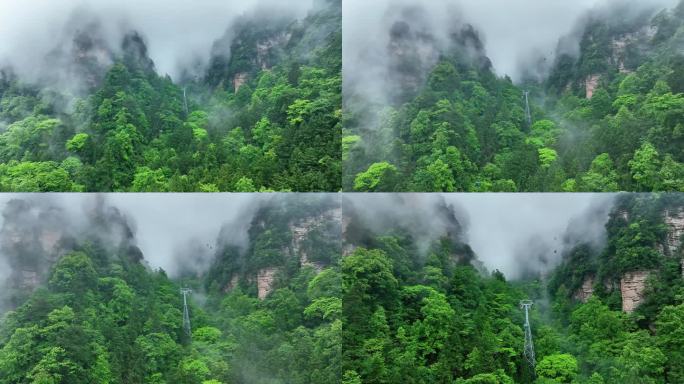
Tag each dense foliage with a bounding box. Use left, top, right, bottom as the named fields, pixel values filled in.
left=344, top=1, right=684, bottom=192
left=342, top=194, right=684, bottom=383
left=0, top=196, right=341, bottom=383
left=0, top=0, right=341, bottom=192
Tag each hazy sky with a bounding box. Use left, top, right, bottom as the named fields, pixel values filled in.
left=0, top=193, right=265, bottom=275
left=343, top=0, right=678, bottom=86
left=346, top=193, right=617, bottom=279
left=0, top=0, right=314, bottom=80
left=0, top=193, right=619, bottom=281
left=447, top=193, right=615, bottom=278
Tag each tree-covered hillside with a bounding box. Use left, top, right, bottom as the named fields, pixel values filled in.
left=344, top=1, right=684, bottom=192
left=0, top=195, right=342, bottom=383
left=342, top=194, right=684, bottom=383
left=0, top=0, right=341, bottom=192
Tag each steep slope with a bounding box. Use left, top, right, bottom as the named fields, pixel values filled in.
left=344, top=0, right=684, bottom=192
left=0, top=0, right=341, bottom=192
left=542, top=1, right=684, bottom=192
left=342, top=194, right=684, bottom=383
left=0, top=195, right=342, bottom=383
left=342, top=195, right=535, bottom=383
left=550, top=194, right=684, bottom=318
left=205, top=194, right=341, bottom=298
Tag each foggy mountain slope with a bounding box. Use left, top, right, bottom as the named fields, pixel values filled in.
left=204, top=0, right=341, bottom=89
left=549, top=193, right=684, bottom=316
left=0, top=0, right=341, bottom=192
left=0, top=196, right=143, bottom=312
left=0, top=194, right=342, bottom=383
left=544, top=0, right=684, bottom=93
left=204, top=194, right=342, bottom=298
left=342, top=193, right=684, bottom=383
left=343, top=0, right=684, bottom=192
left=0, top=0, right=317, bottom=82
left=343, top=194, right=617, bottom=280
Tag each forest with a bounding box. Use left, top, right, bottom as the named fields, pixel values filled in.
left=0, top=195, right=342, bottom=383
left=344, top=0, right=684, bottom=192
left=0, top=0, right=341, bottom=192
left=342, top=193, right=684, bottom=383
left=1, top=192, right=683, bottom=383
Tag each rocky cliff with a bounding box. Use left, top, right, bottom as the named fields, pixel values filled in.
left=663, top=208, right=684, bottom=256
left=585, top=75, right=601, bottom=99
left=213, top=199, right=341, bottom=300
left=574, top=275, right=595, bottom=303
left=620, top=270, right=651, bottom=313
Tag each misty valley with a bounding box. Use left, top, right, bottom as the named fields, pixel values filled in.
left=1, top=0, right=684, bottom=383
left=341, top=193, right=684, bottom=383
left=0, top=194, right=343, bottom=383
left=0, top=0, right=341, bottom=192
left=0, top=193, right=682, bottom=383
left=344, top=0, right=684, bottom=192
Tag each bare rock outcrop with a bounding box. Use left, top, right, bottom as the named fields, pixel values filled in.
left=256, top=32, right=292, bottom=70
left=585, top=75, right=600, bottom=99
left=610, top=26, right=658, bottom=74
left=621, top=270, right=651, bottom=313
left=232, top=72, right=248, bottom=93
left=257, top=267, right=279, bottom=299
left=223, top=275, right=239, bottom=293
left=574, top=275, right=595, bottom=303
left=290, top=208, right=341, bottom=272
left=663, top=209, right=684, bottom=256
left=612, top=37, right=630, bottom=74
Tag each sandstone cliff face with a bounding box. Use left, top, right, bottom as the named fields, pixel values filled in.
left=621, top=270, right=651, bottom=313
left=232, top=72, right=248, bottom=93
left=609, top=25, right=658, bottom=74
left=291, top=218, right=319, bottom=269
left=252, top=207, right=340, bottom=300
left=257, top=267, right=279, bottom=299
left=230, top=31, right=292, bottom=93
left=663, top=209, right=684, bottom=256
left=611, top=37, right=630, bottom=74
left=585, top=75, right=600, bottom=99
left=256, top=32, right=292, bottom=70
left=1, top=224, right=66, bottom=292
left=289, top=207, right=341, bottom=272
left=342, top=209, right=355, bottom=256
left=223, top=275, right=239, bottom=293
left=574, top=275, right=595, bottom=303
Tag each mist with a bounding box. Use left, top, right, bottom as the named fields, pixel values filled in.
left=0, top=193, right=271, bottom=279
left=343, top=0, right=678, bottom=102
left=0, top=0, right=314, bottom=83
left=343, top=194, right=468, bottom=256
left=345, top=193, right=617, bottom=280
left=449, top=194, right=616, bottom=279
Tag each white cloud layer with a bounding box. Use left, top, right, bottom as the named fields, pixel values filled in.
left=0, top=0, right=314, bottom=80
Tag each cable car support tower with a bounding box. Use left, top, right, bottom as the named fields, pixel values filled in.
left=520, top=300, right=536, bottom=372
left=181, top=288, right=192, bottom=340
left=523, top=90, right=533, bottom=129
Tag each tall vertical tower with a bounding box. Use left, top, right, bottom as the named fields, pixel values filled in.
left=523, top=90, right=532, bottom=128
left=183, top=87, right=189, bottom=116
left=520, top=300, right=536, bottom=371
left=180, top=288, right=192, bottom=339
